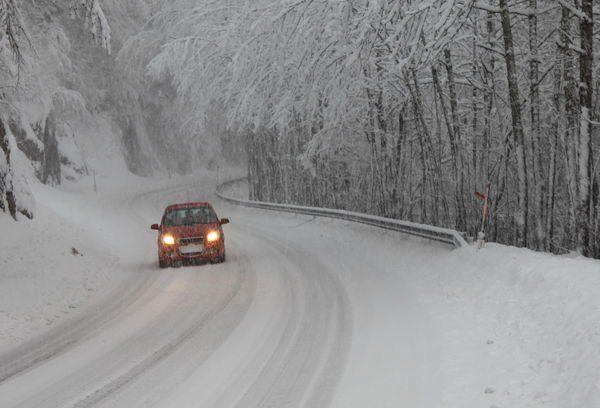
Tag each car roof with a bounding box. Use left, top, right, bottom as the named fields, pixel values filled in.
left=165, top=202, right=213, bottom=210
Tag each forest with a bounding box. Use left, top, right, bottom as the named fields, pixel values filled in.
left=1, top=0, right=599, bottom=258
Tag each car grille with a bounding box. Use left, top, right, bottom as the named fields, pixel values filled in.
left=179, top=236, right=204, bottom=246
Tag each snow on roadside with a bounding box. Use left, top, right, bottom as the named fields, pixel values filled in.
left=0, top=197, right=118, bottom=352
left=0, top=172, right=160, bottom=353
left=407, top=243, right=600, bottom=408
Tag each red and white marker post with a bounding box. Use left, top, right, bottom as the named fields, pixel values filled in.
left=475, top=183, right=491, bottom=249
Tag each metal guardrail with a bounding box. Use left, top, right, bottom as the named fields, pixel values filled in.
left=216, top=178, right=468, bottom=249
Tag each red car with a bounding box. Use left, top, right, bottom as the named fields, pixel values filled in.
left=151, top=202, right=229, bottom=267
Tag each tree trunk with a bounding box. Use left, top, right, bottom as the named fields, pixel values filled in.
left=528, top=0, right=545, bottom=249
left=560, top=5, right=579, bottom=242
left=577, top=0, right=594, bottom=256
left=443, top=49, right=468, bottom=232
left=408, top=68, right=449, bottom=225
left=499, top=0, right=529, bottom=247
left=431, top=63, right=464, bottom=228
left=0, top=119, right=17, bottom=220
left=40, top=114, right=61, bottom=186
left=548, top=59, right=562, bottom=252
left=482, top=9, right=496, bottom=181
left=471, top=15, right=479, bottom=187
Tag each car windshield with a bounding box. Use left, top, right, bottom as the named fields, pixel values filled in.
left=163, top=206, right=218, bottom=226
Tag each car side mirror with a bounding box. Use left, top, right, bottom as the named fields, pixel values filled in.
left=220, top=218, right=230, bottom=225
left=151, top=224, right=160, bottom=230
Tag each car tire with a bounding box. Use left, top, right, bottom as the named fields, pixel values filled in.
left=159, top=258, right=170, bottom=268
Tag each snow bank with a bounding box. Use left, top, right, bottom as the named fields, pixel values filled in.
left=0, top=189, right=118, bottom=351
left=409, top=244, right=600, bottom=407
left=0, top=170, right=164, bottom=352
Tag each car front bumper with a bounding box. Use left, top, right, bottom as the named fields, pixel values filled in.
left=159, top=241, right=224, bottom=262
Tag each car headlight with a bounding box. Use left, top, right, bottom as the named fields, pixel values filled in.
left=162, top=234, right=176, bottom=245
left=206, top=230, right=220, bottom=242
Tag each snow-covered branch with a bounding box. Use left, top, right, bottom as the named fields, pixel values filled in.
left=69, top=0, right=111, bottom=54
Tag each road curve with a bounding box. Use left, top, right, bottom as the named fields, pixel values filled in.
left=0, top=181, right=444, bottom=408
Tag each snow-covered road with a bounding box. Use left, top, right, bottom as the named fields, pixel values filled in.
left=0, top=180, right=443, bottom=408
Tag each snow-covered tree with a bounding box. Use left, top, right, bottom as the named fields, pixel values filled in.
left=3, top=0, right=599, bottom=258
left=0, top=0, right=112, bottom=219
left=120, top=0, right=598, bottom=257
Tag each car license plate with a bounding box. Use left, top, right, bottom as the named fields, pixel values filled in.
left=180, top=244, right=204, bottom=254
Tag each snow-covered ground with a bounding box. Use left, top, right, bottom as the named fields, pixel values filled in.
left=408, top=242, right=600, bottom=407
left=0, top=182, right=121, bottom=351
left=0, top=174, right=599, bottom=407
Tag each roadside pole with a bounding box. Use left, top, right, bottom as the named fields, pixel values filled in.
left=475, top=183, right=491, bottom=249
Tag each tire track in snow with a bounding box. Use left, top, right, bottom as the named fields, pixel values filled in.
left=0, top=182, right=179, bottom=385
left=68, top=267, right=252, bottom=408
left=225, top=219, right=353, bottom=408
left=0, top=258, right=160, bottom=386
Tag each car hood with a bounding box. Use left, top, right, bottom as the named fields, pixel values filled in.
left=162, top=224, right=219, bottom=238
